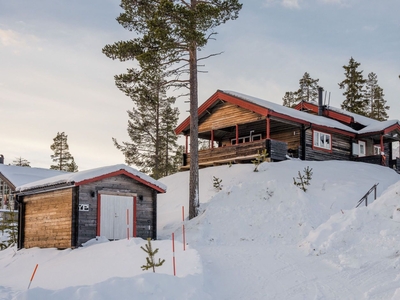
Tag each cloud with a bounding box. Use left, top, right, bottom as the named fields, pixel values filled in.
left=0, top=29, right=23, bottom=47
left=264, top=0, right=301, bottom=9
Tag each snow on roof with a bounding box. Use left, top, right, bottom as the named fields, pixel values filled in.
left=325, top=106, right=380, bottom=127
left=358, top=119, right=400, bottom=134
left=16, top=164, right=167, bottom=193
left=222, top=90, right=400, bottom=135
left=221, top=90, right=358, bottom=133
left=0, top=164, right=69, bottom=189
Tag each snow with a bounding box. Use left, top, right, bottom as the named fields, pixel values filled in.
left=0, top=165, right=68, bottom=188
left=222, top=90, right=400, bottom=135
left=2, top=160, right=400, bottom=299
left=16, top=164, right=167, bottom=193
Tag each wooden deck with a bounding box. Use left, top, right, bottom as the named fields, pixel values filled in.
left=182, top=139, right=287, bottom=169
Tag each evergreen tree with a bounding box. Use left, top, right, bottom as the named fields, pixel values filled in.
left=12, top=157, right=30, bottom=167
left=295, top=72, right=320, bottom=103
left=112, top=70, right=180, bottom=180
left=50, top=132, right=78, bottom=172
left=282, top=91, right=296, bottom=108
left=338, top=57, right=368, bottom=116
left=364, top=72, right=389, bottom=121
left=103, top=0, right=242, bottom=219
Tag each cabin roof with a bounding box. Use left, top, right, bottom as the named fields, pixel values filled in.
left=176, top=90, right=358, bottom=135
left=16, top=164, right=167, bottom=194
left=175, top=90, right=400, bottom=137
left=0, top=164, right=69, bottom=190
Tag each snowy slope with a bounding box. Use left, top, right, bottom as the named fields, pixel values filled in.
left=1, top=160, right=400, bottom=299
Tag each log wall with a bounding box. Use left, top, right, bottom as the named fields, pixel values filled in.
left=199, top=102, right=263, bottom=132
left=23, top=189, right=72, bottom=249
left=304, top=129, right=352, bottom=161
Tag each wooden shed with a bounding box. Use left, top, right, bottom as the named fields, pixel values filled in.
left=15, top=164, right=166, bottom=249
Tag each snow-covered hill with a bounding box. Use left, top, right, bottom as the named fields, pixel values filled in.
left=1, top=160, right=400, bottom=299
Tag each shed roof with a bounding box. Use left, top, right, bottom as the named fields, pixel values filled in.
left=16, top=164, right=167, bottom=194
left=0, top=164, right=68, bottom=190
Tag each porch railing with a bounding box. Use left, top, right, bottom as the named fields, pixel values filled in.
left=183, top=139, right=287, bottom=167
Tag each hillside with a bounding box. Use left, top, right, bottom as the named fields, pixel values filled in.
left=1, top=160, right=400, bottom=299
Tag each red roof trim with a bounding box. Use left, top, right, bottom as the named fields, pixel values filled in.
left=294, top=102, right=354, bottom=124
left=383, top=123, right=400, bottom=135
left=75, top=169, right=166, bottom=193
left=175, top=90, right=270, bottom=135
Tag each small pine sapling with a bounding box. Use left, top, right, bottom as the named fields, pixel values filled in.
left=293, top=166, right=313, bottom=192
left=252, top=149, right=269, bottom=172
left=213, top=176, right=223, bottom=191
left=140, top=238, right=165, bottom=273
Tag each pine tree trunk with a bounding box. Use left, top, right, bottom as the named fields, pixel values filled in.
left=189, top=31, right=199, bottom=219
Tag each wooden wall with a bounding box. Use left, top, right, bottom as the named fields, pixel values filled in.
left=304, top=129, right=352, bottom=161
left=77, top=175, right=157, bottom=246
left=23, top=189, right=72, bottom=249
left=199, top=102, right=263, bottom=133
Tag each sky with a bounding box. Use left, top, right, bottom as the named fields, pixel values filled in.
left=2, top=160, right=400, bottom=299
left=1, top=0, right=399, bottom=170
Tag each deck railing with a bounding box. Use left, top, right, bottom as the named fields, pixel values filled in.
left=183, top=139, right=287, bottom=167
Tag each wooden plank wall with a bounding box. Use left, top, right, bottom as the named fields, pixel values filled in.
left=23, top=189, right=72, bottom=249
left=304, top=129, right=352, bottom=161
left=77, top=175, right=157, bottom=245
left=199, top=102, right=263, bottom=132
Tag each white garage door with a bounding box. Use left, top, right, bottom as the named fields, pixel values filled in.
left=99, top=194, right=135, bottom=240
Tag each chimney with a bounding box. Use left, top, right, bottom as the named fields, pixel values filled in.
left=318, top=87, right=324, bottom=116
left=0, top=155, right=3, bottom=164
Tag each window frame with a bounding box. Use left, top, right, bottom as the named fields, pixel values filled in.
left=313, top=130, right=332, bottom=151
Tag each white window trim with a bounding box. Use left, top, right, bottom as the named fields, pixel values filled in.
left=313, top=130, right=332, bottom=150
left=359, top=141, right=366, bottom=157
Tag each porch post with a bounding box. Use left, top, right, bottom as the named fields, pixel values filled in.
left=236, top=124, right=239, bottom=144
left=380, top=134, right=384, bottom=153
left=211, top=130, right=214, bottom=149
left=266, top=116, right=270, bottom=139
left=185, top=135, right=189, bottom=154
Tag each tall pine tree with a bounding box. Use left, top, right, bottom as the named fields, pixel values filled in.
left=103, top=0, right=242, bottom=219
left=338, top=57, right=368, bottom=116
left=50, top=132, right=78, bottom=172
left=295, top=72, right=320, bottom=103
left=364, top=72, right=389, bottom=121
left=282, top=91, right=296, bottom=108
left=112, top=65, right=180, bottom=180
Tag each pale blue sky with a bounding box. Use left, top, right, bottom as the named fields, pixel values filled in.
left=1, top=0, right=399, bottom=170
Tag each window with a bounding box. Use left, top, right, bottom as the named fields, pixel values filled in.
left=374, top=145, right=381, bottom=155
left=313, top=130, right=331, bottom=150
left=359, top=141, right=366, bottom=157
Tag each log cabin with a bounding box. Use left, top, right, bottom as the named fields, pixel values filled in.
left=15, top=164, right=166, bottom=249
left=175, top=89, right=400, bottom=170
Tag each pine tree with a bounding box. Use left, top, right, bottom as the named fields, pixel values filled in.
left=50, top=132, right=78, bottom=172
left=282, top=91, right=296, bottom=107
left=338, top=57, right=368, bottom=116
left=295, top=72, right=320, bottom=103
left=103, top=0, right=242, bottom=219
left=12, top=157, right=30, bottom=167
left=140, top=238, right=165, bottom=273
left=364, top=72, right=389, bottom=121
left=112, top=68, right=180, bottom=180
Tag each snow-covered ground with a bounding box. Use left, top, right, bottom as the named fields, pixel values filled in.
left=1, top=160, right=400, bottom=299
